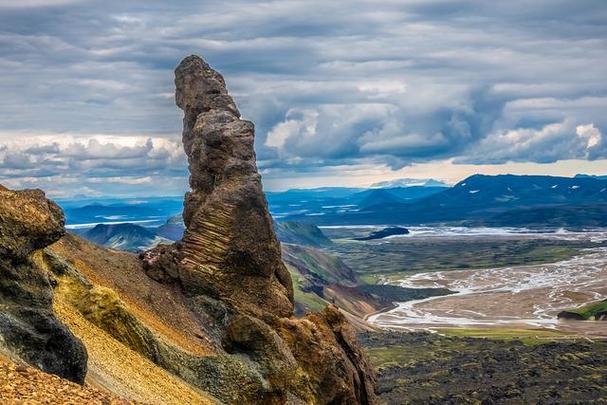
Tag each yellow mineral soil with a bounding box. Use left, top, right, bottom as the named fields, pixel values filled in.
left=53, top=300, right=216, bottom=405
left=50, top=235, right=213, bottom=355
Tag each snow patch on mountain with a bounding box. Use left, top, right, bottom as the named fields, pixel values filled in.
left=371, top=178, right=449, bottom=188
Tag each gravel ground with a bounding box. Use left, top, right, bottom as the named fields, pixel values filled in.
left=0, top=356, right=134, bottom=404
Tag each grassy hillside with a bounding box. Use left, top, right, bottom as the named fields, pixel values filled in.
left=275, top=221, right=333, bottom=247
left=558, top=299, right=607, bottom=320
left=282, top=244, right=454, bottom=317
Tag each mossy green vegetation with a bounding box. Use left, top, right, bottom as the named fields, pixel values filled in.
left=326, top=236, right=602, bottom=281
left=283, top=244, right=357, bottom=285
left=287, top=267, right=328, bottom=314
left=559, top=299, right=607, bottom=320
left=438, top=327, right=573, bottom=345
left=274, top=221, right=333, bottom=247
left=360, top=331, right=607, bottom=404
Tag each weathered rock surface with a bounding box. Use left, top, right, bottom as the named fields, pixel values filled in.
left=0, top=188, right=65, bottom=258
left=271, top=305, right=377, bottom=403
left=0, top=187, right=87, bottom=383
left=142, top=55, right=377, bottom=404
left=174, top=55, right=293, bottom=318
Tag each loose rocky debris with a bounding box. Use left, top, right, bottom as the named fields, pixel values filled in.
left=0, top=355, right=134, bottom=404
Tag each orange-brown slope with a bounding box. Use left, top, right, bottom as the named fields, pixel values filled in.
left=0, top=352, right=135, bottom=405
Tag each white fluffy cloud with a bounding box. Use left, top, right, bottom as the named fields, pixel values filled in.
left=458, top=121, right=605, bottom=164
left=0, top=133, right=187, bottom=196
left=577, top=123, right=602, bottom=150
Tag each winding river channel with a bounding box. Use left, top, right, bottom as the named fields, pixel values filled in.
left=368, top=230, right=607, bottom=338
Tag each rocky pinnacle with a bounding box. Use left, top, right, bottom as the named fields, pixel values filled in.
left=143, top=55, right=377, bottom=404
left=173, top=55, right=293, bottom=317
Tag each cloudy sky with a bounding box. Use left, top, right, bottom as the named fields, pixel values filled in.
left=0, top=0, right=606, bottom=197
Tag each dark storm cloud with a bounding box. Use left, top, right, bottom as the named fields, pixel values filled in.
left=0, top=0, right=606, bottom=195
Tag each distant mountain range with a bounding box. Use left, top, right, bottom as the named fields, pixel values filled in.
left=60, top=197, right=183, bottom=228
left=280, top=174, right=607, bottom=227
left=267, top=185, right=446, bottom=220
left=370, top=178, right=449, bottom=188
left=75, top=223, right=170, bottom=252
left=61, top=174, right=607, bottom=232
left=575, top=173, right=607, bottom=180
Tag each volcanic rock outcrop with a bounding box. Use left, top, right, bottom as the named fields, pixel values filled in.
left=142, top=55, right=377, bottom=403
left=145, top=56, right=292, bottom=318
left=0, top=187, right=87, bottom=383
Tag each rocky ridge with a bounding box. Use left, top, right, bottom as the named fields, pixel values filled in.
left=0, top=187, right=87, bottom=383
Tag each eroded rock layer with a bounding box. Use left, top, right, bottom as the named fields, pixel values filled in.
left=170, top=55, right=292, bottom=318
left=0, top=187, right=87, bottom=383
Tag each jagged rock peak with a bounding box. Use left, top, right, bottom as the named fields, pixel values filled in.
left=143, top=56, right=377, bottom=404
left=169, top=55, right=293, bottom=317
left=175, top=55, right=240, bottom=121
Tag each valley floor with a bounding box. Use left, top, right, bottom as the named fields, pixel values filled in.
left=360, top=331, right=607, bottom=404
left=321, top=226, right=607, bottom=338
left=369, top=246, right=607, bottom=338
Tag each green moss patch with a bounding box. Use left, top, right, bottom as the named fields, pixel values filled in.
left=559, top=299, right=607, bottom=320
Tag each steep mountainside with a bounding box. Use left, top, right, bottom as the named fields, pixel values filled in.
left=155, top=215, right=186, bottom=241
left=274, top=221, right=333, bottom=247
left=281, top=244, right=453, bottom=319
left=0, top=56, right=377, bottom=404
left=81, top=223, right=168, bottom=252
